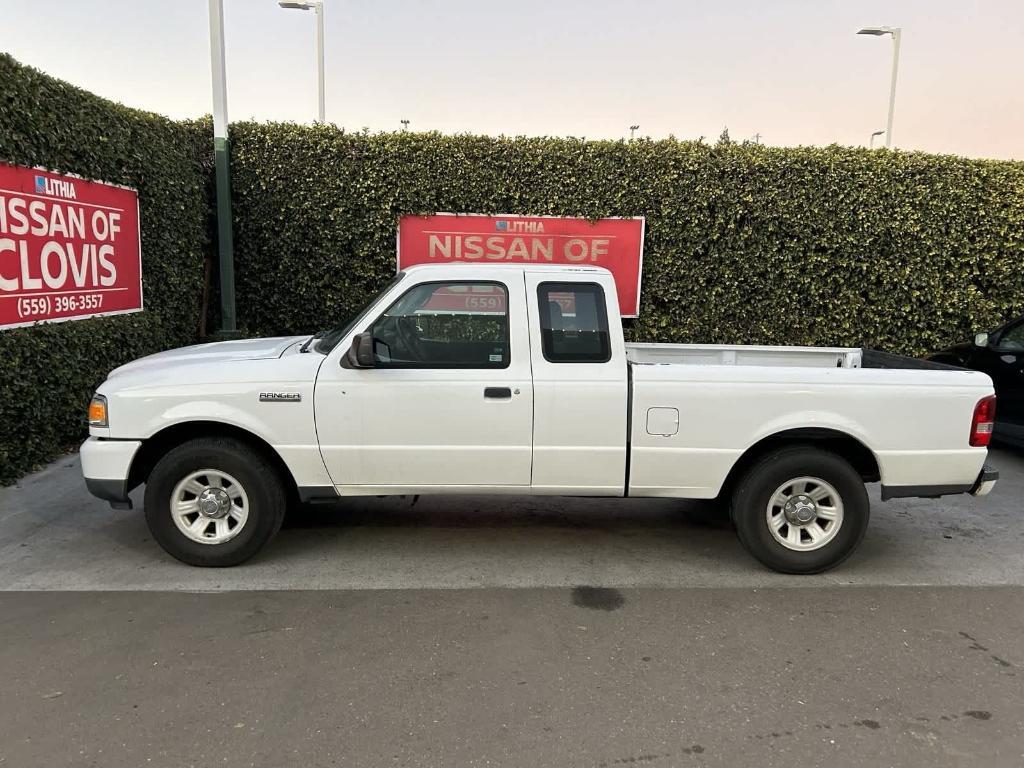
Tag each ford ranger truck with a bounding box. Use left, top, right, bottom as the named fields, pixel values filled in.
left=81, top=264, right=999, bottom=573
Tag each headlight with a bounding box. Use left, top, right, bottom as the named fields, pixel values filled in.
left=88, top=394, right=108, bottom=427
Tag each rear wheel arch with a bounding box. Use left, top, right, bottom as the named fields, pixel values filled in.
left=127, top=420, right=298, bottom=503
left=717, top=428, right=880, bottom=501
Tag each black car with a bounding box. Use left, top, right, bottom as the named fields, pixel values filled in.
left=928, top=315, right=1024, bottom=447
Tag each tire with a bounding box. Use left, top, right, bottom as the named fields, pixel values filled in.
left=143, top=437, right=287, bottom=567
left=731, top=446, right=869, bottom=574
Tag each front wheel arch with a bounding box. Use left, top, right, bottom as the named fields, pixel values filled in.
left=127, top=420, right=299, bottom=504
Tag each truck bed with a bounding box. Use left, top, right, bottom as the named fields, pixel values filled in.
left=624, top=344, right=962, bottom=371
left=625, top=343, right=862, bottom=368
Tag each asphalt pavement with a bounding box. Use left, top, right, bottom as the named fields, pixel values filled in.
left=0, top=448, right=1022, bottom=767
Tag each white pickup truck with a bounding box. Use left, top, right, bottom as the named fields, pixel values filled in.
left=81, top=263, right=998, bottom=573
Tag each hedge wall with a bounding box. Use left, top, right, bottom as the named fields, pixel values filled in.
left=229, top=124, right=1024, bottom=357
left=0, top=55, right=211, bottom=484
left=3, top=58, right=1023, bottom=485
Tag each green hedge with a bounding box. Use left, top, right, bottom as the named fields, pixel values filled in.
left=0, top=55, right=211, bottom=484
left=3, top=58, right=1024, bottom=485
left=229, top=124, right=1024, bottom=357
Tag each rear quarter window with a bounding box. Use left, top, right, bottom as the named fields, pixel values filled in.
left=537, top=282, right=611, bottom=363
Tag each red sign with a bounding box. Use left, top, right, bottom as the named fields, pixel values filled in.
left=0, top=162, right=142, bottom=329
left=398, top=214, right=645, bottom=316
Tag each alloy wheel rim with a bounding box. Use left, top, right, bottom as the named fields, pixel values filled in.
left=170, top=469, right=249, bottom=545
left=766, top=476, right=844, bottom=552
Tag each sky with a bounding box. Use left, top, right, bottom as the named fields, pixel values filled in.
left=1, top=0, right=1022, bottom=160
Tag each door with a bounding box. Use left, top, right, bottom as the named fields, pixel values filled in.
left=524, top=272, right=629, bottom=494
left=974, top=319, right=1024, bottom=443
left=314, top=275, right=534, bottom=490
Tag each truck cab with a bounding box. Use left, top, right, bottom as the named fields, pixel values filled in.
left=314, top=264, right=627, bottom=495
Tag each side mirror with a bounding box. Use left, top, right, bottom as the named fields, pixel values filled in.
left=342, top=332, right=375, bottom=369
left=974, top=332, right=990, bottom=348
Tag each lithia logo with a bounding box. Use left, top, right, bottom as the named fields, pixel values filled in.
left=34, top=174, right=77, bottom=200
left=259, top=392, right=302, bottom=402
left=495, top=219, right=545, bottom=233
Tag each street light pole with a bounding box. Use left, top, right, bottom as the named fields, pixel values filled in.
left=629, top=124, right=639, bottom=140
left=208, top=0, right=237, bottom=336
left=315, top=1, right=324, bottom=122
left=885, top=28, right=901, bottom=148
left=857, top=26, right=902, bottom=148
left=279, top=0, right=325, bottom=122
left=869, top=129, right=885, bottom=149
left=400, top=119, right=410, bottom=131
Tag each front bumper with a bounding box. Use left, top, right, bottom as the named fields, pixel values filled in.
left=80, top=437, right=141, bottom=509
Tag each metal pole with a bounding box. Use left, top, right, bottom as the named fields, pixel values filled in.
left=315, top=1, right=325, bottom=122
left=208, top=0, right=237, bottom=336
left=885, top=29, right=901, bottom=148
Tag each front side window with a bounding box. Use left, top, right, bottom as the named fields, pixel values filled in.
left=370, top=281, right=509, bottom=368
left=537, top=282, right=611, bottom=363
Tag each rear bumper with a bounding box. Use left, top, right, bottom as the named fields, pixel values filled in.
left=80, top=437, right=141, bottom=509
left=969, top=464, right=999, bottom=497
left=881, top=464, right=999, bottom=500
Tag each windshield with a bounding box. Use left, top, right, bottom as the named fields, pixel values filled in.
left=313, top=273, right=405, bottom=354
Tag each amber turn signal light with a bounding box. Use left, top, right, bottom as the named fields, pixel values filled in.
left=88, top=395, right=108, bottom=427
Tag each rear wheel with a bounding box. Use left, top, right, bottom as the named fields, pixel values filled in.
left=144, top=438, right=286, bottom=567
left=731, top=446, right=869, bottom=574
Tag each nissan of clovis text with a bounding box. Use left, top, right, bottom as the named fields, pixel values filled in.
left=81, top=264, right=999, bottom=573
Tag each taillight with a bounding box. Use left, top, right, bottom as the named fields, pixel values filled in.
left=970, top=395, right=996, bottom=447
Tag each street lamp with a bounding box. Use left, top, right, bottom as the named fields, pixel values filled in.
left=869, top=129, right=885, bottom=149
left=857, top=26, right=901, bottom=148
left=279, top=0, right=325, bottom=122
left=400, top=119, right=410, bottom=131
left=208, top=0, right=237, bottom=336
left=629, top=124, right=639, bottom=140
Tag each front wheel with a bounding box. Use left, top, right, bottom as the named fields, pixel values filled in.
left=144, top=438, right=286, bottom=567
left=731, top=446, right=870, bottom=574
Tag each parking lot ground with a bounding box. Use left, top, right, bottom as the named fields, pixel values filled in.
left=2, top=587, right=1023, bottom=767
left=0, top=447, right=1022, bottom=766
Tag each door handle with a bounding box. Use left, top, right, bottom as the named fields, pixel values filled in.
left=484, top=387, right=512, bottom=399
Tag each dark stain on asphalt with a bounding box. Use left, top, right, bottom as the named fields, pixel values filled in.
left=571, top=586, right=625, bottom=611
left=752, top=707, right=996, bottom=742
left=960, top=631, right=1014, bottom=668
left=961, top=630, right=989, bottom=651
left=601, top=745, right=703, bottom=764
left=605, top=753, right=668, bottom=765
left=964, top=710, right=992, bottom=721
left=942, top=524, right=986, bottom=539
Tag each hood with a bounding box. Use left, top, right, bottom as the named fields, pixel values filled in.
left=108, top=336, right=307, bottom=379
